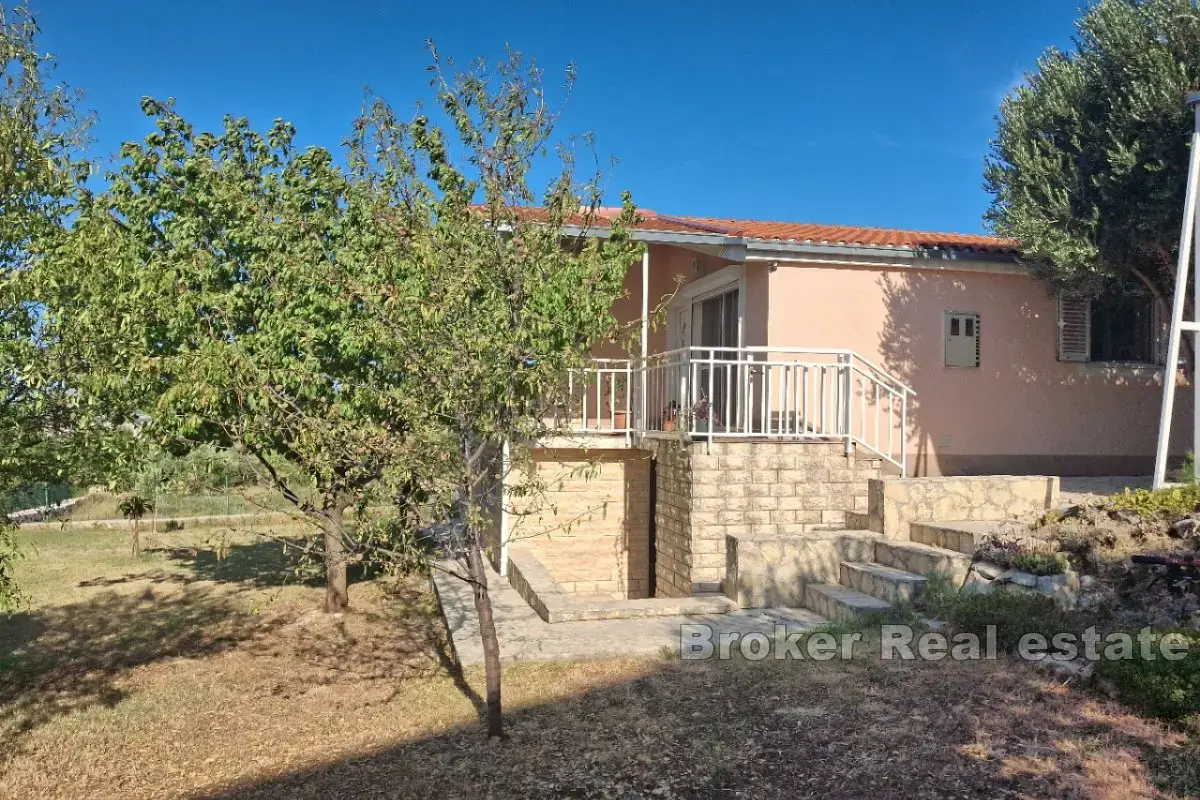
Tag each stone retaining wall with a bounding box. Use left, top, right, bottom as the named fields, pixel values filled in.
left=644, top=438, right=883, bottom=597
left=724, top=530, right=879, bottom=608
left=867, top=475, right=1060, bottom=540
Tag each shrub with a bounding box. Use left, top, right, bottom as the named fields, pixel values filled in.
left=976, top=535, right=1069, bottom=576
left=920, top=581, right=1069, bottom=653
left=1181, top=451, right=1197, bottom=485
left=1106, top=484, right=1200, bottom=519
left=1095, top=629, right=1200, bottom=723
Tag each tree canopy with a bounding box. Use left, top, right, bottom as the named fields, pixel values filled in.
left=985, top=0, right=1200, bottom=301
left=36, top=97, right=419, bottom=611
left=0, top=3, right=89, bottom=610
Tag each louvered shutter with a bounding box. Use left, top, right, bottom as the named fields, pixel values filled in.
left=1057, top=294, right=1091, bottom=362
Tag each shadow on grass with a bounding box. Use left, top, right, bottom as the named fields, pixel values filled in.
left=0, top=585, right=285, bottom=763
left=74, top=537, right=378, bottom=592
left=152, top=536, right=303, bottom=587
left=195, top=657, right=1197, bottom=800
left=1, top=566, right=459, bottom=770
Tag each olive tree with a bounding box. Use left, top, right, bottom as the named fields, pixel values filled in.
left=985, top=0, right=1200, bottom=311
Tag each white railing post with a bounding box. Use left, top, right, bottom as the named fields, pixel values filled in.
left=839, top=353, right=852, bottom=456
left=625, top=360, right=633, bottom=443
left=707, top=349, right=715, bottom=447
left=900, top=388, right=909, bottom=477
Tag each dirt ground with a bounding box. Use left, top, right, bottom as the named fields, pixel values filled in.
left=1, top=523, right=1197, bottom=799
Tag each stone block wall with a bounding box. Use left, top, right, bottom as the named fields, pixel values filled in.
left=644, top=438, right=883, bottom=597
left=642, top=438, right=693, bottom=598
left=868, top=475, right=1060, bottom=540
left=509, top=449, right=651, bottom=598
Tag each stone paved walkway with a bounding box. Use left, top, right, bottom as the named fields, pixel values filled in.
left=1058, top=475, right=1150, bottom=507
left=431, top=563, right=829, bottom=665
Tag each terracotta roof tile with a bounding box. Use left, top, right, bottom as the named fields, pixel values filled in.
left=496, top=205, right=1017, bottom=254
left=663, top=214, right=1016, bottom=253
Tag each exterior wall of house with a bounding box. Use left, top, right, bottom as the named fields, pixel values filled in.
left=508, top=449, right=651, bottom=598
left=765, top=261, right=1194, bottom=476
left=592, top=243, right=743, bottom=359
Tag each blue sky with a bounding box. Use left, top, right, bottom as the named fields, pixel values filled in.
left=31, top=0, right=1080, bottom=235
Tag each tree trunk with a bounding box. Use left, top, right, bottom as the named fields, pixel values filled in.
left=467, top=543, right=503, bottom=738
left=321, top=506, right=349, bottom=613
left=131, top=519, right=141, bottom=558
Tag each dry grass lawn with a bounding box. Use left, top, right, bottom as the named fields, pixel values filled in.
left=1, top=522, right=1197, bottom=798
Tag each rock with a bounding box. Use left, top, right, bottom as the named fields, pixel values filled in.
left=973, top=561, right=1005, bottom=581
left=1079, top=574, right=1097, bottom=591
left=1060, top=505, right=1087, bottom=520
left=962, top=571, right=994, bottom=595
left=1108, top=509, right=1142, bottom=526
left=1038, top=571, right=1080, bottom=591
left=1037, top=656, right=1094, bottom=684
left=996, top=569, right=1038, bottom=588
left=1036, top=571, right=1080, bottom=610
left=1168, top=517, right=1198, bottom=539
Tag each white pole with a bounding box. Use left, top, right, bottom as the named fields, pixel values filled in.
left=1153, top=93, right=1200, bottom=489
left=1194, top=98, right=1200, bottom=483
left=641, top=248, right=649, bottom=430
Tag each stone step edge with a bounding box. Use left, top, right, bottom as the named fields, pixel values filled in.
left=872, top=539, right=974, bottom=583
left=839, top=561, right=928, bottom=603
left=803, top=583, right=894, bottom=622
left=908, top=520, right=993, bottom=555
left=508, top=550, right=733, bottom=623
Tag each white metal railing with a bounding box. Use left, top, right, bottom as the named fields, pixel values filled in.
left=568, top=347, right=912, bottom=475
left=560, top=358, right=636, bottom=437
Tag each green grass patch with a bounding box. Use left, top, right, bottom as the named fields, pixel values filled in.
left=1095, top=629, right=1200, bottom=724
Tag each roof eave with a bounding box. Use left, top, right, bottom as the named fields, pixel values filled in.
left=743, top=238, right=1024, bottom=273
left=559, top=224, right=1022, bottom=272
left=559, top=223, right=744, bottom=248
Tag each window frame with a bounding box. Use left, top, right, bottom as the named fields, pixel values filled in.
left=1058, top=292, right=1162, bottom=366
left=943, top=310, right=981, bottom=369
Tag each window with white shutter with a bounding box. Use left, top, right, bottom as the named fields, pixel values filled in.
left=1057, top=294, right=1091, bottom=362
left=1058, top=292, right=1160, bottom=364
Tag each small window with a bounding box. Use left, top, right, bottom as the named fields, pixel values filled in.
left=1091, top=293, right=1154, bottom=363
left=1058, top=292, right=1160, bottom=364
left=945, top=312, right=980, bottom=368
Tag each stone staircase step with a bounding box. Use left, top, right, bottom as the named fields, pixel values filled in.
left=840, top=561, right=927, bottom=604
left=908, top=521, right=996, bottom=555
left=724, top=529, right=881, bottom=608
left=873, top=540, right=973, bottom=584
left=804, top=583, right=893, bottom=623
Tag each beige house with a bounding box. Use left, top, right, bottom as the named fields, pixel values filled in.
left=495, top=210, right=1190, bottom=618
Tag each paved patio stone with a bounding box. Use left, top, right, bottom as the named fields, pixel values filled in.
left=431, top=561, right=829, bottom=665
